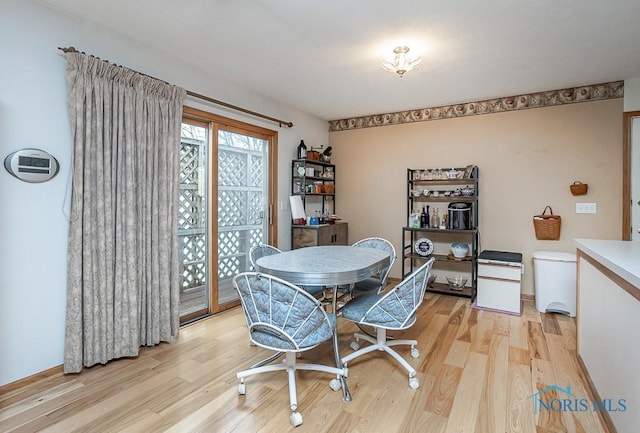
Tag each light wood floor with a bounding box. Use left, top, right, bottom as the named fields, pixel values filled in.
left=0, top=294, right=609, bottom=433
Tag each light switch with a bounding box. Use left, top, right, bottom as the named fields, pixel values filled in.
left=576, top=203, right=597, bottom=214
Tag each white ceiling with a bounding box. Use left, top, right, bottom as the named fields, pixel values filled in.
left=40, top=0, right=640, bottom=121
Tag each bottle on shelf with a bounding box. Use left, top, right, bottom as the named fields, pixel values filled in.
left=425, top=205, right=430, bottom=228
left=409, top=209, right=420, bottom=228
left=440, top=213, right=448, bottom=230
left=431, top=208, right=440, bottom=229
left=420, top=206, right=427, bottom=228
left=297, top=140, right=307, bottom=159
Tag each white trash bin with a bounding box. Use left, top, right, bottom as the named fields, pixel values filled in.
left=532, top=251, right=577, bottom=317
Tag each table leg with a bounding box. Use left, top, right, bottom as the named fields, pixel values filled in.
left=331, top=285, right=352, bottom=402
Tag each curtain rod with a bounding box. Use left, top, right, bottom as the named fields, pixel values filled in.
left=58, top=46, right=294, bottom=128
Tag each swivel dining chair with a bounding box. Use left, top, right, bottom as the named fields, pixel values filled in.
left=249, top=243, right=281, bottom=271
left=343, top=237, right=396, bottom=298
left=233, top=272, right=347, bottom=427
left=339, top=257, right=434, bottom=389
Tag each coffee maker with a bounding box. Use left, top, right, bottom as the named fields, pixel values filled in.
left=448, top=202, right=472, bottom=230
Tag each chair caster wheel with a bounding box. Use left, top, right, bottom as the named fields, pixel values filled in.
left=329, top=378, right=342, bottom=391
left=238, top=383, right=246, bottom=395
left=290, top=411, right=303, bottom=427
left=409, top=377, right=420, bottom=389
left=410, top=348, right=420, bottom=358
left=350, top=341, right=360, bottom=351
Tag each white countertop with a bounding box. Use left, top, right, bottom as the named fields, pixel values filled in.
left=574, top=239, right=640, bottom=289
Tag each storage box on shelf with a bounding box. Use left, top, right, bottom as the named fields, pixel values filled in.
left=401, top=166, right=479, bottom=300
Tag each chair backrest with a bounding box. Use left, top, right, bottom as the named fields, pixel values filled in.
left=352, top=237, right=397, bottom=285
left=249, top=244, right=282, bottom=270
left=360, top=257, right=434, bottom=329
left=232, top=272, right=334, bottom=351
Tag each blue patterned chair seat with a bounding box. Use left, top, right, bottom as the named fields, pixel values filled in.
left=340, top=294, right=416, bottom=330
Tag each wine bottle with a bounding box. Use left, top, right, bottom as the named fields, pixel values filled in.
left=420, top=206, right=427, bottom=228
left=297, top=140, right=307, bottom=159
left=425, top=205, right=430, bottom=228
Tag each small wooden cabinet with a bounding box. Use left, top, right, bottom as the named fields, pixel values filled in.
left=292, top=222, right=348, bottom=249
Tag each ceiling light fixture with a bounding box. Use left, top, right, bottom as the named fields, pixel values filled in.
left=381, top=46, right=422, bottom=77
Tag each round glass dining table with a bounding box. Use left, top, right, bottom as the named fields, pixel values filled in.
left=255, top=245, right=391, bottom=402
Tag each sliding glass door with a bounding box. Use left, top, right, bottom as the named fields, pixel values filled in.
left=178, top=120, right=210, bottom=322
left=179, top=108, right=278, bottom=322
left=217, top=129, right=270, bottom=305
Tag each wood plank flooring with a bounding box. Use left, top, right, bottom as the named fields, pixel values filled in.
left=0, top=295, right=609, bottom=433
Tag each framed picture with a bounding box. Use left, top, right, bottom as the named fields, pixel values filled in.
left=463, top=164, right=474, bottom=179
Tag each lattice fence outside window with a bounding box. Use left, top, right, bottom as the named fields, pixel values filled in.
left=178, top=126, right=269, bottom=312
left=217, top=137, right=268, bottom=304
left=178, top=136, right=208, bottom=314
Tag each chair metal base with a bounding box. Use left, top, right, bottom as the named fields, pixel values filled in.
left=237, top=352, right=348, bottom=426
left=341, top=328, right=420, bottom=388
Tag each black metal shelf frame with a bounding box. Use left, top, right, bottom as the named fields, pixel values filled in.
left=402, top=166, right=479, bottom=301
left=291, top=159, right=336, bottom=217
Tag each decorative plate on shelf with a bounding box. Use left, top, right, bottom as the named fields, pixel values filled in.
left=414, top=238, right=434, bottom=256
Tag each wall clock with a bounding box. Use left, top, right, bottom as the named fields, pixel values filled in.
left=414, top=238, right=434, bottom=256
left=4, top=148, right=59, bottom=183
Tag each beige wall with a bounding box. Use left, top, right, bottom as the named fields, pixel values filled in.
left=329, top=98, right=623, bottom=295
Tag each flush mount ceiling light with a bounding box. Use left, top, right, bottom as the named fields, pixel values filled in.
left=381, top=46, right=422, bottom=77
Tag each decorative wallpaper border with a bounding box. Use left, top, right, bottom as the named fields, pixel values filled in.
left=328, top=81, right=624, bottom=132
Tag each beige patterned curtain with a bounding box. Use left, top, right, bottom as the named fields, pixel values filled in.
left=63, top=52, right=186, bottom=373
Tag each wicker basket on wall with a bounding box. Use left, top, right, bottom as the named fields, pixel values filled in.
left=570, top=181, right=588, bottom=195
left=533, top=206, right=561, bottom=240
